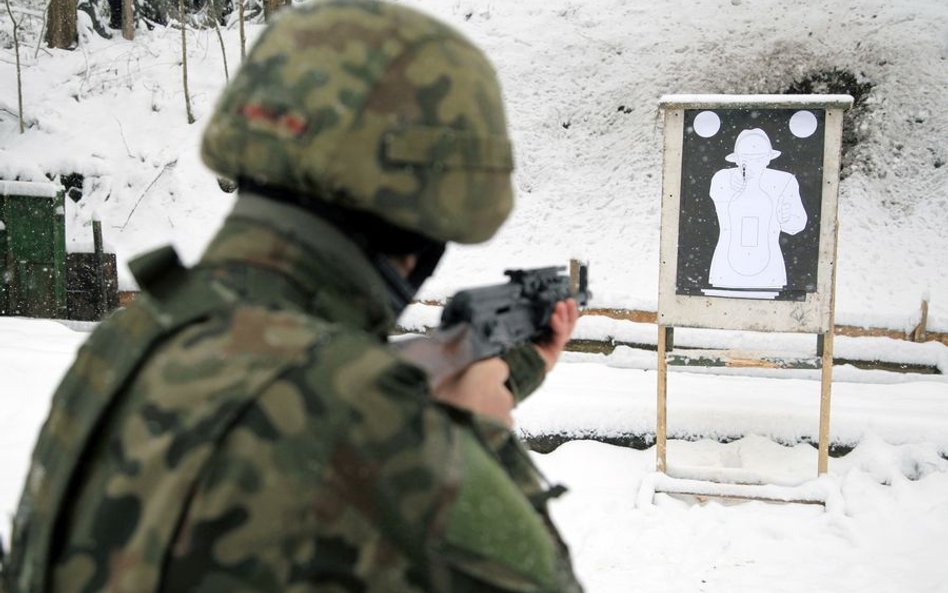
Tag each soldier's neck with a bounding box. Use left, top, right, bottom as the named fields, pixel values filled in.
left=199, top=191, right=396, bottom=337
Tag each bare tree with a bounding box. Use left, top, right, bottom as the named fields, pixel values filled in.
left=122, top=0, right=133, bottom=40
left=211, top=0, right=228, bottom=81
left=238, top=0, right=246, bottom=58
left=3, top=0, right=24, bottom=132
left=45, top=0, right=77, bottom=49
left=178, top=0, right=195, bottom=123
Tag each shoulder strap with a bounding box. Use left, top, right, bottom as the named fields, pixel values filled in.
left=5, top=247, right=237, bottom=593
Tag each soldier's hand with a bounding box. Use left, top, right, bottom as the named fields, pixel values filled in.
left=535, top=298, right=579, bottom=372
left=433, top=358, right=516, bottom=428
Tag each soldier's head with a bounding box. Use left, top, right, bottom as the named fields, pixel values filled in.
left=201, top=0, right=514, bottom=311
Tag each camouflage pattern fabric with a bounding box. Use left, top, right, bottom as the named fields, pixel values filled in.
left=202, top=0, right=515, bottom=245
left=6, top=195, right=582, bottom=593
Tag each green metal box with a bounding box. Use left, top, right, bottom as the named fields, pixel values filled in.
left=0, top=181, right=67, bottom=318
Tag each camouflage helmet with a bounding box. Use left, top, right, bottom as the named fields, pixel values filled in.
left=201, top=0, right=514, bottom=244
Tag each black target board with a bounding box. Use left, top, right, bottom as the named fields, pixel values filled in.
left=676, top=108, right=825, bottom=301
left=657, top=95, right=851, bottom=333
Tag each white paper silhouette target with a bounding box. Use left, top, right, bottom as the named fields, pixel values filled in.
left=706, top=128, right=808, bottom=298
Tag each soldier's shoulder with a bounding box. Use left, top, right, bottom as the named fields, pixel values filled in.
left=277, top=324, right=428, bottom=411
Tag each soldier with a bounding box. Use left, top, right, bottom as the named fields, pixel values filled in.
left=3, top=1, right=583, bottom=592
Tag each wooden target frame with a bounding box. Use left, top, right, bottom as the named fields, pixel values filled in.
left=654, top=95, right=853, bottom=494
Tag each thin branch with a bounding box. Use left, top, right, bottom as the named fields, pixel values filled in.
left=116, top=160, right=177, bottom=230
left=6, top=5, right=43, bottom=17
left=214, top=24, right=228, bottom=80
left=113, top=116, right=134, bottom=158
left=3, top=0, right=25, bottom=133
left=33, top=0, right=52, bottom=58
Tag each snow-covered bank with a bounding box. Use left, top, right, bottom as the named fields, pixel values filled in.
left=516, top=352, right=948, bottom=453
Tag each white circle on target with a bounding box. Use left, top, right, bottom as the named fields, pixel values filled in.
left=693, top=111, right=721, bottom=138
left=789, top=110, right=818, bottom=138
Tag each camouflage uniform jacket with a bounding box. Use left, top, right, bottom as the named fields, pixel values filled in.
left=5, top=194, right=583, bottom=593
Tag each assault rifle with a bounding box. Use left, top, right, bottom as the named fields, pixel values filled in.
left=395, top=265, right=590, bottom=391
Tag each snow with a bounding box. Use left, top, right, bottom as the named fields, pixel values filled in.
left=2, top=0, right=948, bottom=591
left=659, top=94, right=855, bottom=108
left=1, top=317, right=947, bottom=592
left=0, top=180, right=59, bottom=198
left=538, top=438, right=948, bottom=593
left=516, top=352, right=948, bottom=451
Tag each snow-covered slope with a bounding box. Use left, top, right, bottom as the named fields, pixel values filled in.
left=2, top=0, right=946, bottom=333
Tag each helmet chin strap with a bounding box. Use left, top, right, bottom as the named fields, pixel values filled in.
left=373, top=255, right=418, bottom=317
left=372, top=242, right=446, bottom=318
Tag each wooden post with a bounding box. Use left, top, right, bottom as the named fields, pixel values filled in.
left=568, top=259, right=579, bottom=293
left=912, top=300, right=929, bottom=342
left=817, top=218, right=840, bottom=475
left=818, top=330, right=833, bottom=474
left=656, top=325, right=671, bottom=472
left=93, top=220, right=107, bottom=320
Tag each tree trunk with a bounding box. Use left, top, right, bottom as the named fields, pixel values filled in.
left=211, top=0, right=228, bottom=81
left=122, top=0, right=134, bottom=40
left=179, top=0, right=195, bottom=124
left=263, top=0, right=288, bottom=22
left=210, top=0, right=230, bottom=82
left=46, top=0, right=77, bottom=49
left=3, top=0, right=24, bottom=133
left=238, top=0, right=246, bottom=58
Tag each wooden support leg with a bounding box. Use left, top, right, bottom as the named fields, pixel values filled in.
left=656, top=325, right=671, bottom=472
left=818, top=330, right=834, bottom=475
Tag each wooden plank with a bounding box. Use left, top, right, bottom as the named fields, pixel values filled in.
left=114, top=294, right=948, bottom=347
left=651, top=475, right=828, bottom=506
left=661, top=489, right=826, bottom=507
left=819, top=333, right=834, bottom=475
left=666, top=349, right=822, bottom=370
left=578, top=307, right=947, bottom=346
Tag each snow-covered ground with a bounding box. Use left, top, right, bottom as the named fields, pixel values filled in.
left=1, top=316, right=947, bottom=592
left=3, top=0, right=948, bottom=591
